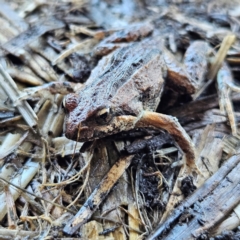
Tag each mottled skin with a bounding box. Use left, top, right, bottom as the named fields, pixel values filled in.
left=65, top=42, right=161, bottom=140
left=64, top=38, right=196, bottom=142
left=94, top=22, right=154, bottom=56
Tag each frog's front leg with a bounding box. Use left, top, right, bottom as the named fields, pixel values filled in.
left=135, top=111, right=198, bottom=175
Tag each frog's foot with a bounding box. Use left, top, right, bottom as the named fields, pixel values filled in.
left=217, top=64, right=240, bottom=139
left=136, top=111, right=200, bottom=176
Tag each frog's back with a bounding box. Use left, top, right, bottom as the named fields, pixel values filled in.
left=84, top=41, right=166, bottom=117
left=65, top=40, right=166, bottom=140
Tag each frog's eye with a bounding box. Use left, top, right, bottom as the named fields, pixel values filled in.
left=63, top=94, right=78, bottom=112
left=95, top=108, right=112, bottom=124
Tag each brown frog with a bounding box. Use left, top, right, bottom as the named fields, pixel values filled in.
left=64, top=38, right=200, bottom=173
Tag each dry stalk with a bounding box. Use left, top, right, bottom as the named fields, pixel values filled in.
left=0, top=64, right=38, bottom=128
left=41, top=155, right=92, bottom=187
left=30, top=39, right=71, bottom=75
left=0, top=229, right=37, bottom=239
left=4, top=185, right=18, bottom=229
left=135, top=157, right=152, bottom=235
left=0, top=160, right=40, bottom=221
left=7, top=67, right=43, bottom=86
left=32, top=53, right=58, bottom=82
left=193, top=34, right=236, bottom=99
left=208, top=34, right=236, bottom=80
left=0, top=2, right=28, bottom=31
left=63, top=155, right=134, bottom=235
left=0, top=131, right=28, bottom=160
left=52, top=136, right=83, bottom=156
left=0, top=133, right=20, bottom=161
left=67, top=158, right=91, bottom=208
left=40, top=96, right=65, bottom=140
left=52, top=38, right=98, bottom=65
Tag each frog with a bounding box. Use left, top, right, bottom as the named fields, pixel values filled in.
left=64, top=37, right=200, bottom=174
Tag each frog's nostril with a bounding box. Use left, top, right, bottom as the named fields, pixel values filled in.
left=65, top=121, right=78, bottom=140
left=65, top=128, right=75, bottom=140
left=65, top=123, right=89, bottom=141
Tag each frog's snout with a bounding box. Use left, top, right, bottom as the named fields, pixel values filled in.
left=65, top=119, right=90, bottom=141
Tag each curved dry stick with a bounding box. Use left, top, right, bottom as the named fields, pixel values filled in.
left=136, top=111, right=197, bottom=174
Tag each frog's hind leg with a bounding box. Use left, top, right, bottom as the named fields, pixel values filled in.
left=217, top=64, right=240, bottom=139
left=162, top=45, right=198, bottom=95
left=136, top=111, right=199, bottom=176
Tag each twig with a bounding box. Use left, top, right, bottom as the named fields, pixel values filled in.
left=0, top=64, right=38, bottom=128
left=0, top=131, right=28, bottom=160
left=63, top=155, right=134, bottom=235
left=208, top=34, right=236, bottom=80
left=4, top=185, right=18, bottom=229
left=0, top=160, right=40, bottom=220
left=0, top=229, right=37, bottom=239
left=52, top=38, right=98, bottom=65
left=0, top=176, right=76, bottom=215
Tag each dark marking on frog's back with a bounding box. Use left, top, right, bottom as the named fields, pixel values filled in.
left=65, top=39, right=166, bottom=140
left=66, top=44, right=161, bottom=122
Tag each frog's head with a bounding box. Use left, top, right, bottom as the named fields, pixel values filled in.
left=64, top=91, right=124, bottom=141
left=64, top=88, right=141, bottom=142
left=64, top=43, right=158, bottom=142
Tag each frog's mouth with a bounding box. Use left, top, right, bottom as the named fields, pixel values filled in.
left=65, top=115, right=138, bottom=142
left=65, top=121, right=90, bottom=142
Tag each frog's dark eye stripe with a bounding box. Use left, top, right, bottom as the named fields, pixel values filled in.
left=95, top=107, right=112, bottom=125
left=96, top=107, right=110, bottom=117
